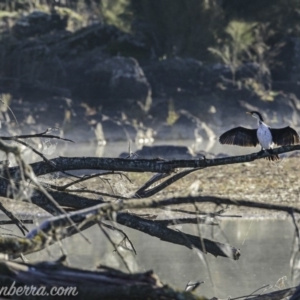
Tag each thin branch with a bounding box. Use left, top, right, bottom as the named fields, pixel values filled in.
left=152, top=218, right=219, bottom=226
left=0, top=220, right=33, bottom=225
left=50, top=171, right=132, bottom=191
left=135, top=168, right=205, bottom=198
left=98, top=221, right=132, bottom=273
left=291, top=211, right=300, bottom=250
left=230, top=284, right=270, bottom=300
left=0, top=202, right=28, bottom=235
left=57, top=188, right=129, bottom=200
left=134, top=173, right=169, bottom=197
left=14, top=138, right=56, bottom=166
left=160, top=207, right=242, bottom=218
left=101, top=222, right=137, bottom=255
left=0, top=128, right=74, bottom=143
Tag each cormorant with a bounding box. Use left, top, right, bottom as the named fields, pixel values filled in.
left=219, top=111, right=300, bottom=161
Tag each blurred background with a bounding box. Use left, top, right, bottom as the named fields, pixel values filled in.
left=0, top=0, right=300, bottom=157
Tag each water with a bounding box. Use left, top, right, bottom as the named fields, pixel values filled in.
left=14, top=138, right=260, bottom=162
left=6, top=216, right=294, bottom=299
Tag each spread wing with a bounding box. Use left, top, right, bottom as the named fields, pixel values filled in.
left=219, top=127, right=258, bottom=147
left=270, top=126, right=300, bottom=146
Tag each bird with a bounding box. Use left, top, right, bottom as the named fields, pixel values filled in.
left=219, top=111, right=300, bottom=161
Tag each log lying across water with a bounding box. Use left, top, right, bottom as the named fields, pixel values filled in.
left=0, top=259, right=207, bottom=300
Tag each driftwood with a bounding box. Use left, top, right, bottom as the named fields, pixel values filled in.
left=248, top=286, right=297, bottom=300
left=0, top=259, right=207, bottom=300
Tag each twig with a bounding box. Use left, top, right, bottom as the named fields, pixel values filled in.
left=290, top=211, right=300, bottom=250
left=101, top=222, right=137, bottom=255
left=0, top=128, right=74, bottom=143
left=193, top=202, right=214, bottom=285
left=14, top=138, right=56, bottom=166
left=230, top=285, right=270, bottom=299
left=58, top=188, right=129, bottom=200
left=134, top=173, right=169, bottom=197
left=135, top=168, right=204, bottom=198
left=0, top=202, right=28, bottom=235
left=152, top=218, right=218, bottom=226
left=98, top=221, right=132, bottom=273
left=51, top=171, right=132, bottom=191
left=160, top=207, right=242, bottom=218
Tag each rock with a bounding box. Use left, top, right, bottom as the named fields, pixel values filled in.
left=12, top=11, right=67, bottom=38
left=143, top=57, right=205, bottom=96
left=106, top=32, right=151, bottom=60
left=155, top=110, right=215, bottom=141
left=84, top=56, right=152, bottom=109
left=121, top=145, right=194, bottom=159
left=101, top=119, right=137, bottom=142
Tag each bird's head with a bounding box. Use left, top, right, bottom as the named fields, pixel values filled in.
left=246, top=111, right=264, bottom=122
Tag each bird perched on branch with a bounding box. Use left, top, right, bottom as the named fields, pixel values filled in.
left=219, top=111, right=300, bottom=161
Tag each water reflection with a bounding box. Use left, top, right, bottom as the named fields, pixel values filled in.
left=9, top=217, right=294, bottom=299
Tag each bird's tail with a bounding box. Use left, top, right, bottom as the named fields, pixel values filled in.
left=265, top=154, right=280, bottom=161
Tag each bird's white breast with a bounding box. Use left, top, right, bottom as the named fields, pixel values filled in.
left=257, top=122, right=273, bottom=149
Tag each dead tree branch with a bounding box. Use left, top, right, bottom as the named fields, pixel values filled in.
left=0, top=260, right=207, bottom=300
left=12, top=144, right=300, bottom=177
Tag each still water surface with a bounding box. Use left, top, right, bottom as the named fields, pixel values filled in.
left=8, top=217, right=293, bottom=299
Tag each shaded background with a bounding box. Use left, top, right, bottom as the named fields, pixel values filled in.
left=0, top=0, right=299, bottom=148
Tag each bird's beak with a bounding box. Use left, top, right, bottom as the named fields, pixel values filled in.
left=246, top=112, right=251, bottom=115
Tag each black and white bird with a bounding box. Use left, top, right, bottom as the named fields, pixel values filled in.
left=219, top=111, right=300, bottom=161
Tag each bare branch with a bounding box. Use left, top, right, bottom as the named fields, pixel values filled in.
left=15, top=144, right=300, bottom=177
left=0, top=128, right=74, bottom=143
